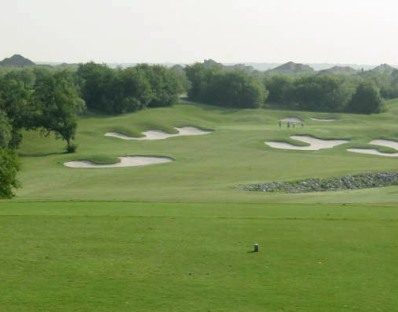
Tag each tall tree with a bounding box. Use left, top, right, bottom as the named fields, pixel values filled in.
left=0, top=147, right=19, bottom=198
left=263, top=75, right=294, bottom=105
left=0, top=76, right=31, bottom=147
left=135, top=64, right=181, bottom=107
left=208, top=71, right=267, bottom=108
left=0, top=113, right=19, bottom=198
left=0, top=111, right=11, bottom=148
left=348, top=82, right=382, bottom=114
left=118, top=67, right=153, bottom=112
left=76, top=62, right=115, bottom=113
left=32, top=71, right=85, bottom=152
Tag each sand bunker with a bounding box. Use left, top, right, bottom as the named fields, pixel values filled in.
left=280, top=118, right=303, bottom=123
left=371, top=139, right=398, bottom=150
left=311, top=117, right=338, bottom=122
left=105, top=126, right=211, bottom=140
left=348, top=139, right=398, bottom=157
left=64, top=156, right=173, bottom=168
left=266, top=135, right=349, bottom=151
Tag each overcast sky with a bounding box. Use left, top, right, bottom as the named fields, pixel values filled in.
left=1, top=0, right=398, bottom=64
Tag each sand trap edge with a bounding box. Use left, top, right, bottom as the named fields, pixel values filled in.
left=265, top=135, right=349, bottom=151
left=311, top=117, right=339, bottom=122
left=105, top=126, right=212, bottom=140
left=347, top=139, right=398, bottom=157
left=64, top=156, right=174, bottom=168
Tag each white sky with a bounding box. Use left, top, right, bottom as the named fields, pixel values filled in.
left=1, top=0, right=398, bottom=64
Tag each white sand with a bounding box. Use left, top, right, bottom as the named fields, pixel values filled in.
left=311, top=117, right=338, bottom=122
left=105, top=126, right=211, bottom=140
left=280, top=118, right=302, bottom=123
left=265, top=135, right=349, bottom=151
left=64, top=156, right=173, bottom=168
left=347, top=139, right=398, bottom=157
left=370, top=139, right=398, bottom=150
left=347, top=149, right=398, bottom=157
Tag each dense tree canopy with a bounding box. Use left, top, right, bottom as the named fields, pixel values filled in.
left=77, top=62, right=182, bottom=114
left=135, top=64, right=183, bottom=108
left=184, top=60, right=393, bottom=114
left=289, top=76, right=355, bottom=112
left=262, top=73, right=382, bottom=113
left=347, top=82, right=382, bottom=114
left=185, top=63, right=267, bottom=108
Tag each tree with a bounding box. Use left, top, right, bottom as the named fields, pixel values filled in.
left=76, top=62, right=115, bottom=113
left=263, top=75, right=294, bottom=105
left=208, top=71, right=267, bottom=108
left=288, top=76, right=353, bottom=112
left=185, top=63, right=221, bottom=101
left=0, top=76, right=31, bottom=147
left=348, top=82, right=382, bottom=114
left=185, top=63, right=267, bottom=108
left=0, top=108, right=19, bottom=198
left=32, top=71, right=85, bottom=152
left=135, top=64, right=181, bottom=107
left=0, top=111, right=11, bottom=148
left=0, top=147, right=19, bottom=198
left=170, top=64, right=190, bottom=94
left=118, top=67, right=153, bottom=112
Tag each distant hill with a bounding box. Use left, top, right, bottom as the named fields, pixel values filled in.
left=318, top=66, right=357, bottom=76
left=0, top=54, right=35, bottom=67
left=202, top=59, right=255, bottom=73
left=371, top=63, right=396, bottom=74
left=203, top=59, right=223, bottom=69
left=268, top=61, right=314, bottom=73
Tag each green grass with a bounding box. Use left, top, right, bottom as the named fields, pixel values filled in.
left=2, top=99, right=398, bottom=311
left=13, top=99, right=398, bottom=203
left=0, top=201, right=397, bottom=312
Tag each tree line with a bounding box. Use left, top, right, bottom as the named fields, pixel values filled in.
left=185, top=60, right=389, bottom=114
left=185, top=62, right=267, bottom=108
left=264, top=74, right=382, bottom=114
left=76, top=63, right=185, bottom=114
